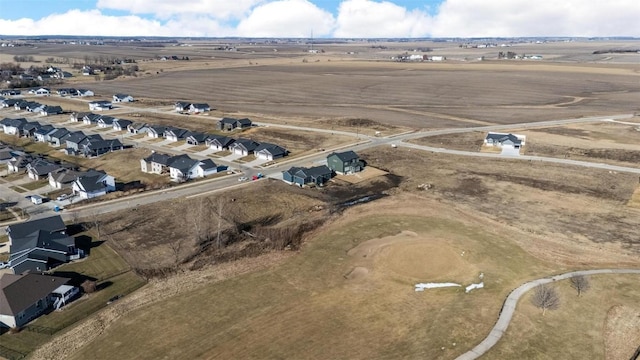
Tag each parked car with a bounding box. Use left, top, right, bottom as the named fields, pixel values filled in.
left=56, top=194, right=70, bottom=201
left=238, top=176, right=248, bottom=182
left=0, top=262, right=8, bottom=269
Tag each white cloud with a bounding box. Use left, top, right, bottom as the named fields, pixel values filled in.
left=1, top=0, right=639, bottom=38
left=334, top=0, right=432, bottom=38
left=236, top=0, right=335, bottom=37
left=0, top=9, right=232, bottom=37
left=97, top=0, right=264, bottom=20
left=431, top=0, right=640, bottom=37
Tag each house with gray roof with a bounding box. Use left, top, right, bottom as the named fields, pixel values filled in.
left=71, top=170, right=115, bottom=199
left=0, top=273, right=73, bottom=328
left=21, top=121, right=42, bottom=138
left=327, top=151, right=364, bottom=175
left=254, top=143, right=287, bottom=161
left=484, top=132, right=526, bottom=155
left=174, top=101, right=191, bottom=112
left=113, top=94, right=134, bottom=103
left=34, top=124, right=56, bottom=142
left=230, top=138, right=260, bottom=156
left=186, top=132, right=210, bottom=145
left=167, top=155, right=200, bottom=181
left=88, top=100, right=112, bottom=111
left=1, top=117, right=27, bottom=135
left=164, top=127, right=190, bottom=142
left=147, top=125, right=166, bottom=139
left=216, top=117, right=252, bottom=131
left=140, top=152, right=173, bottom=174
left=206, top=135, right=235, bottom=151
left=81, top=138, right=124, bottom=157
left=48, top=128, right=70, bottom=147
left=283, top=165, right=333, bottom=187
left=188, top=103, right=210, bottom=113
left=82, top=113, right=102, bottom=125
left=48, top=169, right=86, bottom=189
left=40, top=105, right=63, bottom=116
left=112, top=118, right=132, bottom=131
left=127, top=122, right=149, bottom=134
left=26, top=158, right=64, bottom=180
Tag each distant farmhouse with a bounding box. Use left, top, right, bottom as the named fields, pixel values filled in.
left=484, top=132, right=526, bottom=155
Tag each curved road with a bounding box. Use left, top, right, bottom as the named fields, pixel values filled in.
left=456, top=269, right=640, bottom=360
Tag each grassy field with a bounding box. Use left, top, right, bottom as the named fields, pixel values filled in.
left=61, top=195, right=559, bottom=360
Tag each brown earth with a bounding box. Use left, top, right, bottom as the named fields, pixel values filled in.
left=604, top=305, right=640, bottom=360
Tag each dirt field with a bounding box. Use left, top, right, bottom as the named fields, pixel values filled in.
left=5, top=40, right=640, bottom=359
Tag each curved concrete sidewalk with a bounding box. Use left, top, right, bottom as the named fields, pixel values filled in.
left=456, top=269, right=640, bottom=360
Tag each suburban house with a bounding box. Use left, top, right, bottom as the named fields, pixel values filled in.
left=112, top=94, right=134, bottom=103
left=140, top=152, right=173, bottom=174
left=27, top=103, right=46, bottom=113
left=112, top=118, right=132, bottom=131
left=13, top=100, right=31, bottom=111
left=82, top=113, right=102, bottom=125
left=174, top=101, right=191, bottom=112
left=186, top=132, right=210, bottom=145
left=81, top=138, right=124, bottom=157
left=7, top=154, right=34, bottom=173
left=34, top=125, right=56, bottom=142
left=48, top=128, right=70, bottom=147
left=77, top=89, right=94, bottom=97
left=282, top=165, right=333, bottom=187
left=0, top=99, right=19, bottom=108
left=217, top=117, right=252, bottom=131
left=21, top=121, right=42, bottom=138
left=32, top=88, right=50, bottom=96
left=167, top=155, right=220, bottom=181
left=6, top=215, right=83, bottom=275
left=327, top=151, right=364, bottom=175
left=254, top=143, right=287, bottom=161
left=230, top=138, right=260, bottom=156
left=56, top=88, right=78, bottom=97
left=97, top=115, right=117, bottom=128
left=206, top=135, right=235, bottom=151
left=64, top=131, right=88, bottom=150
left=40, top=105, right=63, bottom=116
left=147, top=125, right=166, bottom=139
left=1, top=89, right=20, bottom=96
left=71, top=170, right=116, bottom=199
left=127, top=122, right=149, bottom=134
left=164, top=127, right=190, bottom=142
left=188, top=103, right=210, bottom=113
left=0, top=273, right=76, bottom=329
left=167, top=155, right=200, bottom=181
left=69, top=112, right=89, bottom=122
left=1, top=118, right=27, bottom=135
left=48, top=169, right=87, bottom=189
left=88, top=100, right=112, bottom=111
left=26, top=159, right=64, bottom=180
left=0, top=147, right=18, bottom=164
left=484, top=132, right=526, bottom=155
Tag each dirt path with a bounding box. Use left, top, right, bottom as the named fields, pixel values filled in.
left=456, top=269, right=640, bottom=360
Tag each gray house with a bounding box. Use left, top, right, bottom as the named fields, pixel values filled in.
left=216, top=117, right=252, bottom=131
left=0, top=273, right=72, bottom=328
left=48, top=128, right=70, bottom=147
left=283, top=165, right=332, bottom=187
left=327, top=151, right=364, bottom=175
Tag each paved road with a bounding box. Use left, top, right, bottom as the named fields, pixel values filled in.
left=456, top=269, right=640, bottom=360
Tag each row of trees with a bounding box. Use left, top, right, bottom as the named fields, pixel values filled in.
left=531, top=275, right=591, bottom=315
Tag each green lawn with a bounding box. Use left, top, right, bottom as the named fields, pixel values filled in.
left=0, top=237, right=145, bottom=357
left=20, top=180, right=49, bottom=191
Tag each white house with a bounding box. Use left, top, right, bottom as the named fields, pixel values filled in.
left=484, top=132, right=526, bottom=155
left=71, top=171, right=115, bottom=199
left=112, top=94, right=134, bottom=103
left=88, top=101, right=112, bottom=111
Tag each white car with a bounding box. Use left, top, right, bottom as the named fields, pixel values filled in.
left=238, top=176, right=248, bottom=182
left=0, top=262, right=9, bottom=269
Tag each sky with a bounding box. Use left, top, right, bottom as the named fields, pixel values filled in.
left=0, top=0, right=639, bottom=38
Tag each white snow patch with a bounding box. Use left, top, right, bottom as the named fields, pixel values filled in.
left=415, top=283, right=461, bottom=292
left=465, top=282, right=484, bottom=293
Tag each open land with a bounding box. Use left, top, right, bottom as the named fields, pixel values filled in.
left=1, top=39, right=640, bottom=359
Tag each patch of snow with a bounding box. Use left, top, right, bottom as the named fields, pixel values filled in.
left=415, top=283, right=461, bottom=292
left=465, top=282, right=484, bottom=293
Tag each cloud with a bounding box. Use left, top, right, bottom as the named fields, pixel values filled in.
left=334, top=0, right=432, bottom=38
left=0, top=9, right=235, bottom=37
left=97, top=0, right=264, bottom=20
left=430, top=0, right=640, bottom=37
left=236, top=0, right=335, bottom=37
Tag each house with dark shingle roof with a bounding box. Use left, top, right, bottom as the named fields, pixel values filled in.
left=34, top=124, right=56, bottom=142
left=88, top=100, right=112, bottom=111
left=167, top=155, right=200, bottom=181
left=40, top=105, right=63, bottom=116
left=97, top=115, right=117, bottom=128
left=128, top=122, right=149, bottom=134
left=7, top=154, right=34, bottom=173
left=254, top=142, right=287, bottom=161
left=82, top=113, right=102, bottom=125
left=112, top=118, right=132, bottom=131
left=147, top=125, right=166, bottom=139
left=48, top=169, right=86, bottom=189
left=206, top=135, right=235, bottom=151
left=71, top=170, right=115, bottom=199
left=141, top=152, right=173, bottom=174
left=26, top=158, right=64, bottom=180
left=0, top=273, right=73, bottom=328
left=484, top=132, right=526, bottom=155
left=1, top=117, right=27, bottom=135
left=283, top=165, right=333, bottom=187
left=188, top=103, right=210, bottom=113
left=112, top=94, right=134, bottom=103
left=164, top=127, right=190, bottom=142
left=327, top=151, right=364, bottom=175
left=186, top=132, right=210, bottom=145
left=216, top=117, right=252, bottom=131
left=175, top=101, right=191, bottom=112
left=81, top=138, right=124, bottom=157
left=230, top=138, right=260, bottom=156
left=21, top=121, right=41, bottom=138
left=48, top=128, right=70, bottom=147
left=64, top=131, right=88, bottom=151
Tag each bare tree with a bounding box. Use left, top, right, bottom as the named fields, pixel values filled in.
left=569, top=275, right=590, bottom=297
left=88, top=211, right=102, bottom=240
left=531, top=284, right=560, bottom=316
left=214, top=196, right=225, bottom=249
